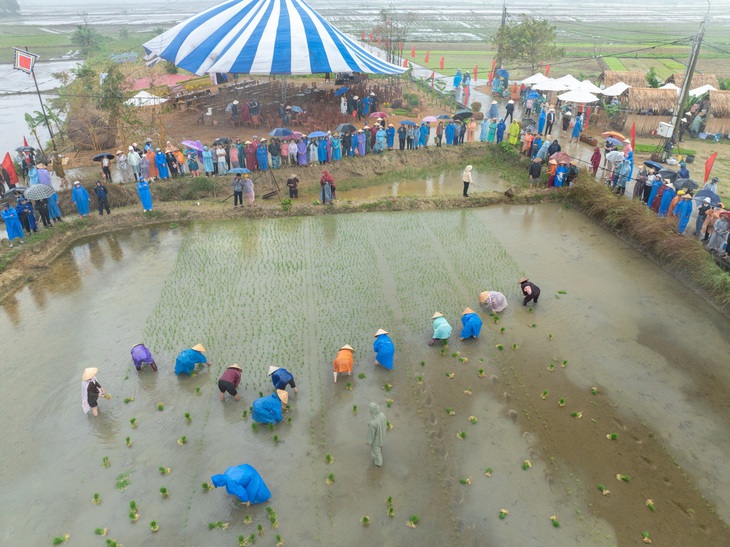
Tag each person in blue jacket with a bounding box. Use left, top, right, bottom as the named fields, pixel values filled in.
left=268, top=366, right=298, bottom=393
left=71, top=180, right=90, bottom=216
left=646, top=175, right=663, bottom=208
left=256, top=140, right=269, bottom=170
left=373, top=328, right=395, bottom=370
left=445, top=121, right=455, bottom=145
left=657, top=182, right=676, bottom=217
left=428, top=311, right=452, bottom=346
left=673, top=193, right=693, bottom=234
left=538, top=108, right=547, bottom=135
left=15, top=197, right=38, bottom=234
left=496, top=119, right=506, bottom=143
left=453, top=68, right=462, bottom=89
left=48, top=192, right=63, bottom=223
left=174, top=343, right=212, bottom=376
left=385, top=123, right=395, bottom=149
left=154, top=149, right=169, bottom=179
left=419, top=122, right=429, bottom=148
left=459, top=307, right=483, bottom=340
left=2, top=202, right=24, bottom=247
left=252, top=390, right=287, bottom=424
left=211, top=464, right=271, bottom=505
left=136, top=177, right=153, bottom=212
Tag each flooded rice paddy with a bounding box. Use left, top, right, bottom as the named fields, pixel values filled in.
left=2, top=205, right=730, bottom=546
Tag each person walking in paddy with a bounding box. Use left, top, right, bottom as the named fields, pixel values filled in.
left=462, top=165, right=473, bottom=197
left=81, top=367, right=107, bottom=417
left=519, top=277, right=541, bottom=306
left=367, top=402, right=387, bottom=467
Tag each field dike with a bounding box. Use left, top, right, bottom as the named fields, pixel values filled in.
left=1, top=143, right=729, bottom=315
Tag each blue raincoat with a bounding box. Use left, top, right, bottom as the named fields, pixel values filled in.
left=496, top=120, right=506, bottom=143
left=488, top=103, right=499, bottom=120
left=256, top=143, right=269, bottom=170
left=453, top=69, right=462, bottom=88
left=386, top=126, right=395, bottom=148
left=373, top=334, right=395, bottom=370
left=445, top=123, right=455, bottom=145
left=2, top=206, right=24, bottom=240
left=332, top=136, right=341, bottom=160
left=16, top=200, right=37, bottom=232
left=136, top=179, right=153, bottom=211
left=154, top=151, right=169, bottom=179
left=211, top=464, right=271, bottom=505
left=317, top=140, right=328, bottom=163
left=48, top=193, right=62, bottom=220
left=460, top=313, right=483, bottom=339
left=538, top=109, right=547, bottom=134
left=270, top=368, right=293, bottom=390
left=174, top=348, right=206, bottom=376
left=480, top=119, right=488, bottom=142
left=419, top=124, right=429, bottom=147
left=72, top=184, right=90, bottom=215
left=658, top=187, right=676, bottom=217
left=433, top=316, right=452, bottom=340
left=647, top=177, right=662, bottom=207
left=554, top=165, right=568, bottom=188
left=674, top=198, right=693, bottom=233
left=375, top=129, right=387, bottom=152
left=252, top=393, right=283, bottom=424
left=202, top=147, right=214, bottom=173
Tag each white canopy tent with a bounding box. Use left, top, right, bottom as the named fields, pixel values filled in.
left=659, top=82, right=680, bottom=93
left=557, top=88, right=600, bottom=103
left=520, top=72, right=549, bottom=85
left=689, top=84, right=717, bottom=97
left=125, top=91, right=168, bottom=107
left=533, top=79, right=569, bottom=92
left=577, top=80, right=603, bottom=94
left=601, top=82, right=631, bottom=96
left=554, top=74, right=582, bottom=89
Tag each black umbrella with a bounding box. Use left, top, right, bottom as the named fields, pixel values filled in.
left=643, top=160, right=663, bottom=171
left=674, top=178, right=699, bottom=191
left=437, top=114, right=452, bottom=120
left=15, top=146, right=33, bottom=153
left=93, top=152, right=115, bottom=162
left=694, top=189, right=721, bottom=206
left=452, top=110, right=473, bottom=121
left=213, top=137, right=232, bottom=145
left=335, top=123, right=357, bottom=133
left=24, top=184, right=55, bottom=200
left=658, top=169, right=678, bottom=182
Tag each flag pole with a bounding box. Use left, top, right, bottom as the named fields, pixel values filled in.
left=26, top=45, right=57, bottom=152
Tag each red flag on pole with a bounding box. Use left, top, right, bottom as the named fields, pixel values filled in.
left=398, top=42, right=402, bottom=52
left=489, top=59, right=497, bottom=85
left=361, top=31, right=365, bottom=41
left=1, top=153, right=19, bottom=185
left=705, top=152, right=717, bottom=183
left=424, top=51, right=429, bottom=63
left=539, top=60, right=543, bottom=72
left=585, top=106, right=592, bottom=127
left=23, top=136, right=29, bottom=147
left=545, top=64, right=551, bottom=76
left=403, top=59, right=408, bottom=68
left=377, top=36, right=381, bottom=46
left=474, top=65, right=478, bottom=81
left=411, top=46, right=415, bottom=59
left=431, top=72, right=435, bottom=89
left=439, top=56, right=444, bottom=70
left=368, top=33, right=373, bottom=42
left=386, top=39, right=390, bottom=49
left=630, top=122, right=636, bottom=151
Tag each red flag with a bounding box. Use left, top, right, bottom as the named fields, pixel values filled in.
left=539, top=60, right=543, bottom=72
left=368, top=33, right=373, bottom=42
left=705, top=152, right=717, bottom=183
left=398, top=42, right=402, bottom=52
left=411, top=46, right=415, bottom=59
left=1, top=153, right=19, bottom=185
left=439, top=56, right=444, bottom=70
left=489, top=59, right=496, bottom=85
left=23, top=136, right=29, bottom=147
left=630, top=122, right=636, bottom=151
left=545, top=64, right=551, bottom=76
left=377, top=36, right=381, bottom=46
left=403, top=59, right=408, bottom=68
left=361, top=31, right=365, bottom=41
left=474, top=66, right=478, bottom=81
left=584, top=106, right=592, bottom=127
left=424, top=51, right=429, bottom=63
left=385, top=39, right=390, bottom=49
left=431, top=71, right=435, bottom=89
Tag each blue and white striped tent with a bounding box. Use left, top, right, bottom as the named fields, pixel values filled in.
left=143, top=0, right=404, bottom=76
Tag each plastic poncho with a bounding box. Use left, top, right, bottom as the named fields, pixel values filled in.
left=496, top=120, right=506, bottom=143
left=127, top=150, right=141, bottom=175
left=386, top=126, right=395, bottom=148
left=367, top=403, right=387, bottom=449
left=297, top=141, right=308, bottom=166
left=536, top=140, right=550, bottom=161
left=571, top=116, right=582, bottom=139
left=28, top=165, right=38, bottom=186
left=432, top=316, right=452, bottom=340
left=488, top=103, right=499, bottom=120
left=270, top=368, right=294, bottom=390
left=373, top=334, right=395, bottom=370
left=375, top=129, right=387, bottom=152
left=333, top=348, right=354, bottom=373
left=202, top=147, right=215, bottom=173
left=647, top=178, right=662, bottom=208
left=174, top=348, right=206, bottom=376
left=317, top=140, right=327, bottom=163
left=657, top=187, right=676, bottom=217
left=508, top=121, right=520, bottom=145
left=673, top=199, right=693, bottom=234
left=419, top=124, right=429, bottom=147
left=480, top=119, right=489, bottom=142
left=453, top=69, right=462, bottom=88
left=460, top=313, right=483, bottom=339
left=538, top=109, right=547, bottom=134
left=487, top=121, right=497, bottom=143
left=252, top=393, right=283, bottom=424
left=48, top=193, right=62, bottom=220
left=211, top=464, right=271, bottom=505
left=2, top=207, right=24, bottom=240
left=136, top=179, right=153, bottom=211
left=445, top=123, right=455, bottom=145
left=554, top=165, right=568, bottom=188
left=154, top=151, right=168, bottom=179
left=131, top=344, right=155, bottom=369
left=332, top=136, right=342, bottom=160
left=16, top=200, right=37, bottom=232
left=37, top=167, right=52, bottom=186
left=72, top=185, right=90, bottom=215
left=256, top=144, right=269, bottom=170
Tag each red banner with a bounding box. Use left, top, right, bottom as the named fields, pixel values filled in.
left=385, top=39, right=390, bottom=49
left=368, top=33, right=373, bottom=42
left=489, top=59, right=496, bottom=85
left=361, top=31, right=365, bottom=41
left=431, top=72, right=435, bottom=89
left=23, top=136, right=29, bottom=147
left=630, top=122, right=636, bottom=151
left=705, top=152, right=717, bottom=183
left=398, top=42, right=402, bottom=52
left=1, top=153, right=19, bottom=185
left=474, top=65, right=478, bottom=81
left=545, top=64, right=551, bottom=76
left=424, top=51, right=429, bottom=63
left=585, top=106, right=592, bottom=127
left=411, top=46, right=415, bottom=59
left=439, top=56, right=444, bottom=70
left=377, top=36, right=381, bottom=46
left=403, top=59, right=408, bottom=68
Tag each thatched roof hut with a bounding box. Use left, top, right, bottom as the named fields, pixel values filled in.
left=626, top=88, right=676, bottom=113
left=600, top=70, right=647, bottom=88
left=667, top=73, right=719, bottom=89
left=706, top=89, right=730, bottom=134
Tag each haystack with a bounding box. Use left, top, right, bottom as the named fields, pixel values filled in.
left=600, top=71, right=647, bottom=88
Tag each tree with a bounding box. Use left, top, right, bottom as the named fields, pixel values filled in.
left=0, top=0, right=20, bottom=14
left=370, top=7, right=416, bottom=66
left=71, top=23, right=102, bottom=57
left=645, top=67, right=661, bottom=88
left=491, top=16, right=564, bottom=72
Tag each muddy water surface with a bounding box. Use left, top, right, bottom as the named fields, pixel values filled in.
left=1, top=206, right=729, bottom=546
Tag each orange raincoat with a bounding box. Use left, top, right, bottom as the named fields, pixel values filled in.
left=333, top=348, right=354, bottom=374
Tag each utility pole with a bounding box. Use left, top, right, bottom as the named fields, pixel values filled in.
left=496, top=0, right=507, bottom=69
left=669, top=12, right=708, bottom=144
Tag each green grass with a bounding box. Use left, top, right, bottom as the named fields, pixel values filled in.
left=602, top=57, right=627, bottom=71
left=661, top=59, right=686, bottom=72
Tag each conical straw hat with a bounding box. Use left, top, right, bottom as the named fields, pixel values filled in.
left=518, top=277, right=528, bottom=284
left=82, top=367, right=98, bottom=381
left=432, top=311, right=444, bottom=319
left=268, top=366, right=280, bottom=376
left=340, top=344, right=354, bottom=352
left=479, top=291, right=490, bottom=304
left=374, top=328, right=388, bottom=336
left=462, top=307, right=475, bottom=315
left=276, top=389, right=289, bottom=405
left=192, top=343, right=206, bottom=352
left=228, top=363, right=242, bottom=371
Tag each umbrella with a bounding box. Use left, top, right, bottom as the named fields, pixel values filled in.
left=577, top=80, right=603, bottom=94
left=181, top=139, right=203, bottom=151
left=694, top=189, right=721, bottom=206
left=290, top=106, right=303, bottom=113
left=452, top=109, right=473, bottom=121
left=15, top=146, right=33, bottom=153
left=334, top=86, right=349, bottom=97
left=601, top=131, right=627, bottom=141
left=213, top=137, right=232, bottom=145
left=290, top=131, right=304, bottom=139
left=674, top=178, right=699, bottom=191
left=554, top=74, right=582, bottom=89
left=93, top=153, right=115, bottom=162
left=422, top=116, right=438, bottom=123
left=520, top=73, right=548, bottom=85
left=24, top=184, right=55, bottom=200
left=335, top=123, right=357, bottom=133
left=534, top=79, right=568, bottom=92
left=496, top=69, right=509, bottom=79
left=605, top=137, right=623, bottom=147
left=229, top=167, right=251, bottom=174
left=557, top=88, right=599, bottom=104
left=368, top=111, right=388, bottom=119
left=658, top=168, right=678, bottom=182
left=436, top=114, right=452, bottom=120
left=125, top=90, right=167, bottom=107
left=3, top=187, right=26, bottom=200
left=308, top=131, right=327, bottom=138
left=526, top=90, right=540, bottom=100
left=606, top=151, right=625, bottom=163
left=643, top=160, right=663, bottom=171
left=549, top=152, right=572, bottom=164
left=269, top=128, right=294, bottom=137
left=601, top=82, right=631, bottom=96
left=399, top=120, right=417, bottom=126
left=143, top=0, right=405, bottom=76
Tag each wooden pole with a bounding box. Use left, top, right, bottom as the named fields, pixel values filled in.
left=26, top=43, right=57, bottom=152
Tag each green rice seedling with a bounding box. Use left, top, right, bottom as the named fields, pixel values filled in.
left=493, top=317, right=499, bottom=324
left=124, top=397, right=135, bottom=404
left=469, top=416, right=478, bottom=424
left=478, top=369, right=485, bottom=377
left=495, top=344, right=504, bottom=351
left=547, top=363, right=555, bottom=372
left=406, top=515, right=420, bottom=528
left=445, top=372, right=455, bottom=379
left=541, top=390, right=549, bottom=400
left=591, top=387, right=598, bottom=395
left=451, top=352, right=458, bottom=358
left=241, top=410, right=248, bottom=419
left=129, top=500, right=137, bottom=512
left=258, top=391, right=264, bottom=397
left=598, top=484, right=610, bottom=496
left=273, top=435, right=279, bottom=444
left=125, top=436, right=133, bottom=447
left=499, top=509, right=509, bottom=520
left=417, top=375, right=423, bottom=383
left=550, top=515, right=560, bottom=528
left=326, top=473, right=335, bottom=485
left=217, top=521, right=229, bottom=530
left=528, top=307, right=533, bottom=313
left=387, top=506, right=395, bottom=518
left=522, top=460, right=532, bottom=470
left=115, top=472, right=131, bottom=490
left=548, top=334, right=553, bottom=340
left=178, top=436, right=187, bottom=445
left=208, top=522, right=217, bottom=530
left=445, top=407, right=455, bottom=416
left=352, top=405, right=358, bottom=414
left=94, top=528, right=107, bottom=536
left=243, top=515, right=252, bottom=524
left=512, top=344, right=519, bottom=350
left=325, top=454, right=334, bottom=464
left=276, top=534, right=283, bottom=547
left=384, top=382, right=393, bottom=392
left=361, top=516, right=370, bottom=526
left=463, top=387, right=472, bottom=396
left=358, top=373, right=366, bottom=379
left=456, top=430, right=467, bottom=440
left=642, top=531, right=651, bottom=543
left=195, top=387, right=201, bottom=395
left=557, top=290, right=567, bottom=294
left=130, top=417, right=137, bottom=428
left=157, top=402, right=164, bottom=411
left=615, top=474, right=631, bottom=482
left=185, top=412, right=192, bottom=423
left=102, top=457, right=110, bottom=468
left=459, top=477, right=471, bottom=485
left=201, top=482, right=212, bottom=491
left=238, top=535, right=247, bottom=546
left=159, top=487, right=168, bottom=498
left=606, top=432, right=619, bottom=440
left=269, top=514, right=278, bottom=528
left=420, top=361, right=425, bottom=367
left=571, top=411, right=583, bottom=419
left=499, top=327, right=505, bottom=333
left=485, top=467, right=493, bottom=477
left=92, top=493, right=101, bottom=505
left=257, top=524, right=265, bottom=537
left=267, top=423, right=275, bottom=432
left=52, top=535, right=70, bottom=545
left=150, top=521, right=159, bottom=532
left=558, top=398, right=566, bottom=407
left=529, top=323, right=537, bottom=328
left=386, top=399, right=394, bottom=407
left=129, top=511, right=139, bottom=522
left=159, top=466, right=171, bottom=475
left=106, top=539, right=121, bottom=547
left=440, top=347, right=446, bottom=356
left=561, top=360, right=568, bottom=368
left=345, top=382, right=353, bottom=391
left=251, top=424, right=258, bottom=433
left=387, top=421, right=393, bottom=431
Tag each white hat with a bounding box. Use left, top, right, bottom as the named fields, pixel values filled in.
left=82, top=367, right=98, bottom=381
left=374, top=328, right=388, bottom=336
left=704, top=197, right=711, bottom=203
left=432, top=311, right=444, bottom=319
left=74, top=180, right=81, bottom=185
left=491, top=100, right=497, bottom=104
left=681, top=118, right=687, bottom=122
left=128, top=146, right=134, bottom=150
left=232, top=100, right=239, bottom=105
left=268, top=366, right=280, bottom=376
left=370, top=92, right=375, bottom=96
left=508, top=100, right=514, bottom=104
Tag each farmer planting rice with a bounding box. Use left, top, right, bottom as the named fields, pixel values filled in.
left=373, top=328, right=395, bottom=370
left=130, top=343, right=157, bottom=372
left=211, top=464, right=271, bottom=505
left=367, top=402, right=387, bottom=467
left=174, top=343, right=212, bottom=376
left=218, top=363, right=243, bottom=402
left=333, top=344, right=354, bottom=383
left=479, top=291, right=508, bottom=313
left=268, top=366, right=298, bottom=394
left=519, top=277, right=541, bottom=306
left=252, top=390, right=288, bottom=424
left=81, top=367, right=107, bottom=417
left=428, top=311, right=452, bottom=346
left=459, top=307, right=483, bottom=340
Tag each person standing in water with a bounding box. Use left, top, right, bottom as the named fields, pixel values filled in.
left=131, top=343, right=157, bottom=372
left=333, top=344, right=354, bottom=383
left=81, top=367, right=107, bottom=416
left=428, top=311, right=452, bottom=346
left=175, top=343, right=212, bottom=376
left=367, top=402, right=387, bottom=467
left=218, top=363, right=243, bottom=402
left=479, top=291, right=508, bottom=313
left=268, top=366, right=298, bottom=394
left=373, top=328, right=395, bottom=370
left=519, top=277, right=541, bottom=306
